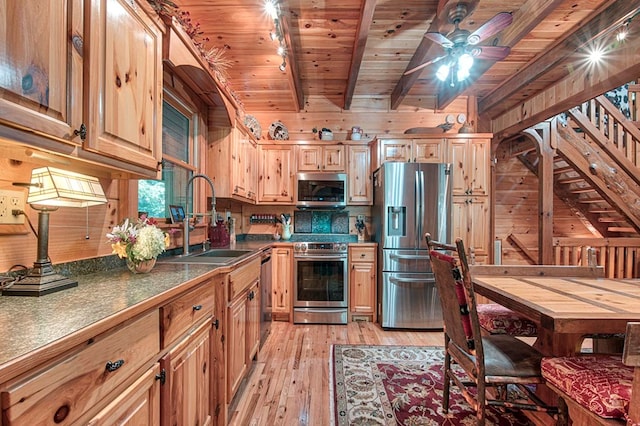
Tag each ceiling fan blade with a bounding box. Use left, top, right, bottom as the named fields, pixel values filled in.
left=472, top=46, right=511, bottom=61
left=424, top=32, right=454, bottom=48
left=404, top=55, right=447, bottom=76
left=467, top=12, right=513, bottom=45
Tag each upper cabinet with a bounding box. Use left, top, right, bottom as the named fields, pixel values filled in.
left=258, top=145, right=294, bottom=204
left=209, top=125, right=257, bottom=203
left=372, top=137, right=445, bottom=170
left=347, top=145, right=372, bottom=205
left=0, top=0, right=163, bottom=178
left=84, top=0, right=163, bottom=172
left=447, top=137, right=490, bottom=197
left=296, top=144, right=345, bottom=172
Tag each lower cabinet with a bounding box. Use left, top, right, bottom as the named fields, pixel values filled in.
left=348, top=244, right=377, bottom=322
left=87, top=364, right=161, bottom=426
left=0, top=311, right=160, bottom=425
left=226, top=258, right=261, bottom=404
left=271, top=246, right=293, bottom=321
left=160, top=319, right=213, bottom=426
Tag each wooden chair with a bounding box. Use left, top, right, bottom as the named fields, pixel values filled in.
left=426, top=234, right=558, bottom=426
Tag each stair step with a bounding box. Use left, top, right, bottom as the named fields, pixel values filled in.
left=589, top=209, right=616, bottom=214
left=557, top=177, right=585, bottom=185
left=598, top=217, right=626, bottom=223
left=572, top=187, right=597, bottom=194
left=608, top=227, right=636, bottom=233
left=579, top=198, right=605, bottom=204
left=554, top=166, right=573, bottom=174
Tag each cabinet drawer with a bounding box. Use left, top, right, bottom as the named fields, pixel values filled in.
left=350, top=246, right=376, bottom=262
left=2, top=310, right=159, bottom=425
left=161, top=282, right=214, bottom=347
left=229, top=258, right=261, bottom=301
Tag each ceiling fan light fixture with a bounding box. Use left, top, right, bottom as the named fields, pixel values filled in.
left=436, top=64, right=450, bottom=81
left=458, top=53, right=474, bottom=71
left=279, top=60, right=287, bottom=72
left=264, top=0, right=279, bottom=20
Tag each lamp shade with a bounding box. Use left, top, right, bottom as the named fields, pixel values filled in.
left=27, top=167, right=107, bottom=208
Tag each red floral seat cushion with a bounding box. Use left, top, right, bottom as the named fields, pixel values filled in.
left=477, top=303, right=538, bottom=337
left=541, top=355, right=633, bottom=420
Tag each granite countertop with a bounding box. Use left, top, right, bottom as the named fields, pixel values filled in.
left=0, top=237, right=370, bottom=381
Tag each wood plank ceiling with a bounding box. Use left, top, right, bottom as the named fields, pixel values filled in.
left=171, top=0, right=639, bottom=116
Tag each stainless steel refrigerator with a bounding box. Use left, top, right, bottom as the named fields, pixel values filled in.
left=372, top=162, right=452, bottom=329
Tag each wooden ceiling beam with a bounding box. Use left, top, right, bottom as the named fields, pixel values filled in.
left=480, top=0, right=640, bottom=119
left=389, top=0, right=470, bottom=110
left=436, top=0, right=565, bottom=110
left=343, top=0, right=377, bottom=110
left=280, top=11, right=304, bottom=111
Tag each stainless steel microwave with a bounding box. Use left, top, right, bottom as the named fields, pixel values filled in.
left=296, top=172, right=347, bottom=209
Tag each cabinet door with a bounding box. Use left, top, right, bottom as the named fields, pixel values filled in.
left=379, top=140, right=411, bottom=162
left=246, top=281, right=260, bottom=363
left=452, top=196, right=489, bottom=264
left=245, top=139, right=258, bottom=201
left=0, top=0, right=82, bottom=142
left=227, top=295, right=247, bottom=401
left=349, top=263, right=376, bottom=315
left=87, top=364, right=161, bottom=426
left=413, top=139, right=444, bottom=163
left=469, top=138, right=490, bottom=196
left=297, top=145, right=322, bottom=171
left=347, top=145, right=372, bottom=205
left=160, top=319, right=213, bottom=426
left=322, top=145, right=345, bottom=171
left=258, top=145, right=294, bottom=203
left=271, top=247, right=292, bottom=317
left=448, top=139, right=470, bottom=196
left=85, top=0, right=162, bottom=171
left=232, top=130, right=249, bottom=199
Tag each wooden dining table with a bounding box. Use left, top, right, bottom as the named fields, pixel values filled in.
left=469, top=265, right=640, bottom=357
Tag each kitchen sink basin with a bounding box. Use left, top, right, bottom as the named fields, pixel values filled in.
left=159, top=249, right=254, bottom=265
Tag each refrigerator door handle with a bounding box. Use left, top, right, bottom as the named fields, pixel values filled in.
left=414, top=170, right=420, bottom=247
left=389, top=253, right=431, bottom=261
left=417, top=170, right=425, bottom=246
left=389, top=276, right=436, bottom=285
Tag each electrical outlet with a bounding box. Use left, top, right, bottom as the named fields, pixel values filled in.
left=0, top=189, right=26, bottom=225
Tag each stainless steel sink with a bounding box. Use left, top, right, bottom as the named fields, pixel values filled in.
left=160, top=248, right=254, bottom=265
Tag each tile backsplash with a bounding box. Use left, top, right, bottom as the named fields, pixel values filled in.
left=294, top=210, right=349, bottom=234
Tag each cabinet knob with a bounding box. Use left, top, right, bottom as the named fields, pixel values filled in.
left=73, top=123, right=87, bottom=141
left=213, top=318, right=220, bottom=329
left=193, top=304, right=202, bottom=311
left=105, top=359, right=125, bottom=372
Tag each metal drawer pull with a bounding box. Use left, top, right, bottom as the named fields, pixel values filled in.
left=193, top=304, right=202, bottom=311
left=105, top=359, right=125, bottom=372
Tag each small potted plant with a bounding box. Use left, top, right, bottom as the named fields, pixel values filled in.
left=312, top=127, right=333, bottom=141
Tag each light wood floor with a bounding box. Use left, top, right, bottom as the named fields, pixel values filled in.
left=228, top=321, right=444, bottom=426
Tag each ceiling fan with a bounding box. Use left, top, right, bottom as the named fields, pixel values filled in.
left=404, top=3, right=513, bottom=80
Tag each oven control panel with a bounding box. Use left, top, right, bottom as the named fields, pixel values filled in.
left=294, top=242, right=348, bottom=256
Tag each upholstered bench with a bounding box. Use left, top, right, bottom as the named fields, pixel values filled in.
left=476, top=303, right=538, bottom=336
left=540, top=322, right=640, bottom=426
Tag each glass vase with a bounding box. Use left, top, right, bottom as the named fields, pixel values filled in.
left=126, top=258, right=156, bottom=274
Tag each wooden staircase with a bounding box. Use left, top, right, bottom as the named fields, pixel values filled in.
left=515, top=91, right=640, bottom=238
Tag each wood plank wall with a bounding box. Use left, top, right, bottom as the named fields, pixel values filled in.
left=494, top=152, right=595, bottom=265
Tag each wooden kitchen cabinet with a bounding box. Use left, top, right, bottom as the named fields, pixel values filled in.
left=271, top=246, right=293, bottom=321
left=258, top=145, right=295, bottom=204
left=296, top=144, right=345, bottom=171
left=209, top=125, right=258, bottom=203
left=348, top=245, right=377, bottom=322
left=226, top=258, right=261, bottom=402
left=0, top=0, right=163, bottom=178
left=87, top=364, right=161, bottom=426
left=1, top=311, right=160, bottom=425
left=0, top=0, right=82, bottom=144
left=160, top=319, right=213, bottom=426
left=373, top=137, right=445, bottom=168
left=347, top=144, right=372, bottom=205
left=448, top=136, right=491, bottom=264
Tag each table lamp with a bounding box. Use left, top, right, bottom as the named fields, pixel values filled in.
left=5, top=167, right=107, bottom=296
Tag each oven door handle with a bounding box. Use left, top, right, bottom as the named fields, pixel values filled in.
left=295, top=255, right=347, bottom=261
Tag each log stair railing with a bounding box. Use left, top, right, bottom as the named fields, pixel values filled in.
left=553, top=237, right=640, bottom=278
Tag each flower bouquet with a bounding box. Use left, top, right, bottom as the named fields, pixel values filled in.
left=106, top=215, right=170, bottom=273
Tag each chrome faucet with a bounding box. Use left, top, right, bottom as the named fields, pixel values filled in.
left=183, top=174, right=216, bottom=256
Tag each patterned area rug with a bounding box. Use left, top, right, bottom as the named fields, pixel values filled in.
left=331, top=345, right=533, bottom=425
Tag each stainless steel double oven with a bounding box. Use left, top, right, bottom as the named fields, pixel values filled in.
left=292, top=242, right=348, bottom=324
